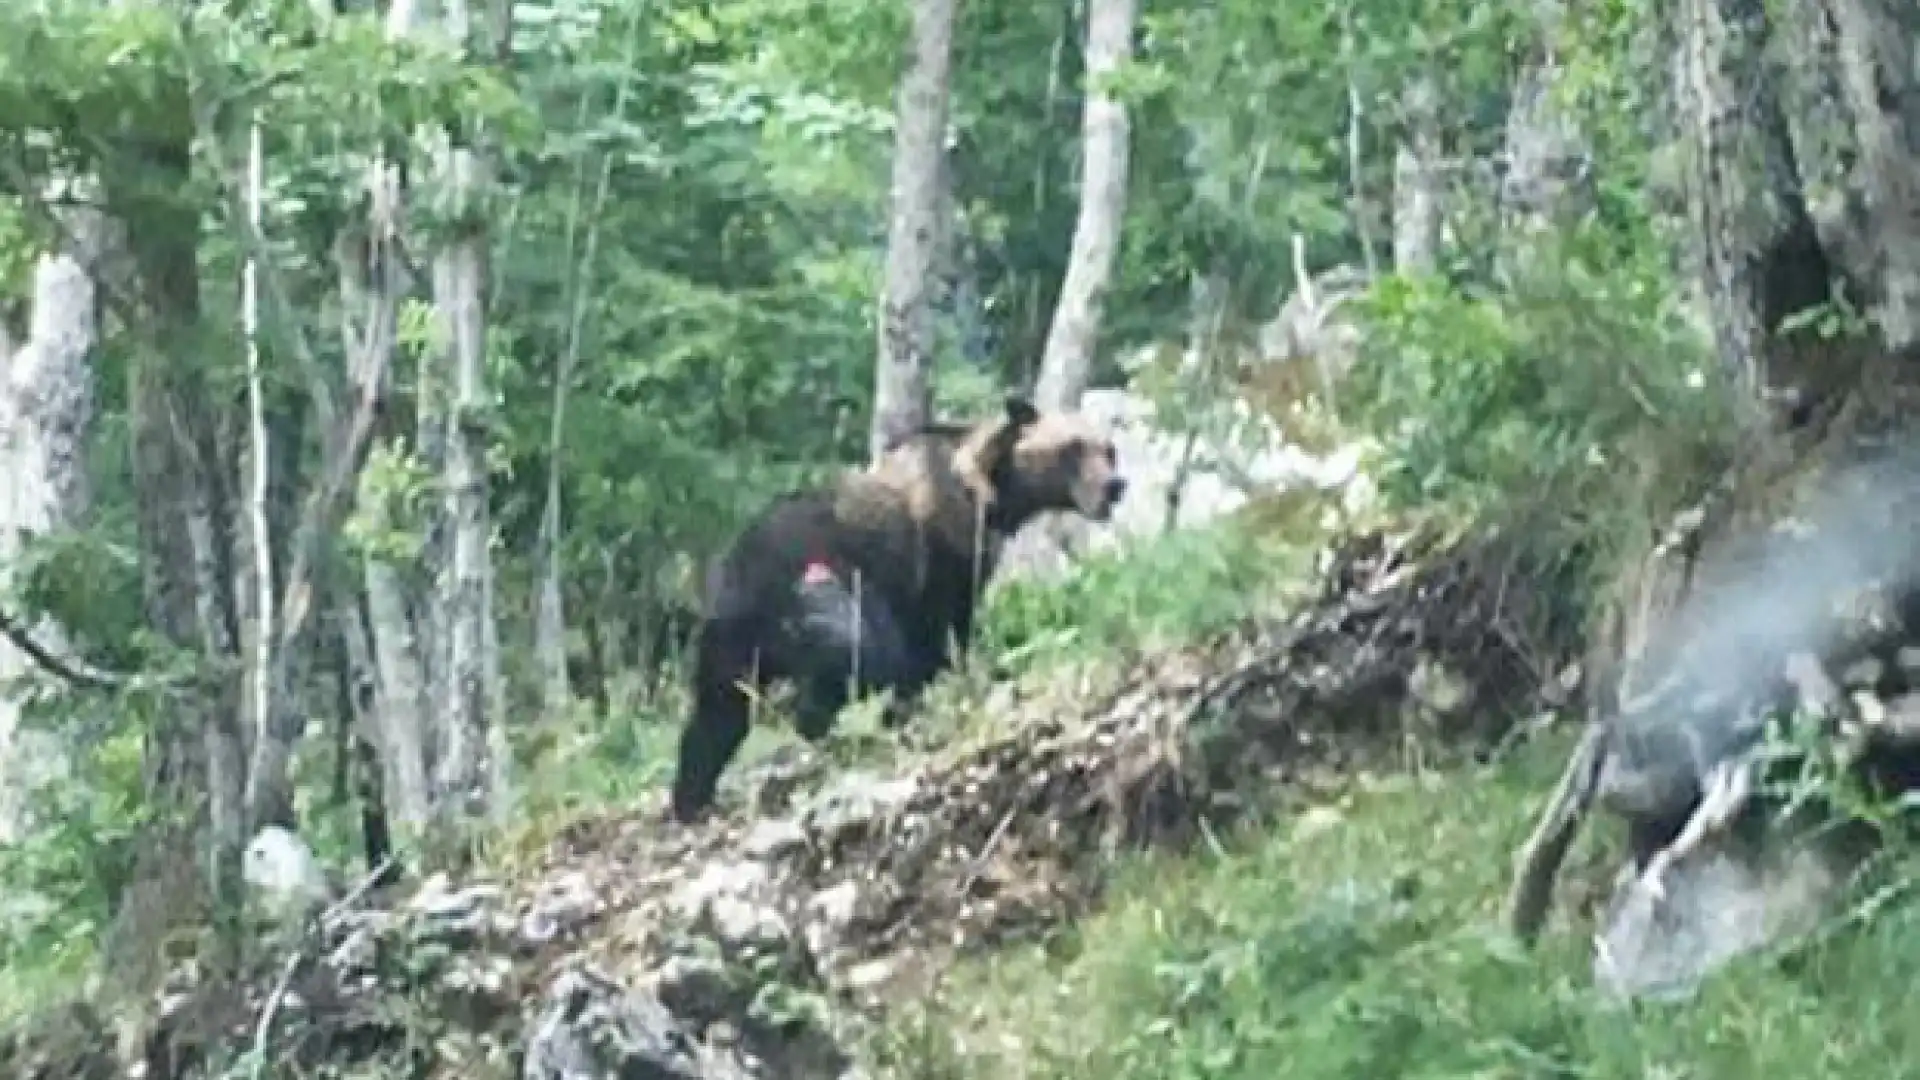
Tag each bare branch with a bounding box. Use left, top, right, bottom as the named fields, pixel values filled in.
left=0, top=606, right=130, bottom=691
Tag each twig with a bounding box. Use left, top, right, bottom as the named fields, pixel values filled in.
left=249, top=950, right=304, bottom=1080
left=247, top=854, right=396, bottom=1078
left=959, top=809, right=1017, bottom=898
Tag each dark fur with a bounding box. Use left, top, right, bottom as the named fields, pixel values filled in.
left=670, top=482, right=995, bottom=822
left=669, top=397, right=1121, bottom=823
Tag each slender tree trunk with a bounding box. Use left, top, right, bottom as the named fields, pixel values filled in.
left=1499, top=6, right=1593, bottom=238
left=429, top=0, right=510, bottom=837
left=239, top=119, right=282, bottom=829
left=872, top=0, right=961, bottom=460
left=1033, top=0, right=1138, bottom=411
left=1392, top=78, right=1444, bottom=275
left=533, top=39, right=637, bottom=722
left=331, top=0, right=435, bottom=846
left=336, top=190, right=434, bottom=837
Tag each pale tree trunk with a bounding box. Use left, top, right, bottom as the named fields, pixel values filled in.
left=1499, top=5, right=1593, bottom=237
left=1672, top=0, right=1834, bottom=400
left=1340, top=2, right=1381, bottom=279
left=323, top=0, right=436, bottom=846
left=239, top=120, right=278, bottom=831
left=0, top=179, right=107, bottom=843
left=871, top=0, right=960, bottom=461
left=431, top=142, right=494, bottom=826
left=337, top=165, right=433, bottom=839
left=429, top=0, right=510, bottom=834
left=1033, top=0, right=1138, bottom=411
left=1392, top=78, right=1444, bottom=274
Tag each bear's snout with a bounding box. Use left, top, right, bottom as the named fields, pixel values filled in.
left=1104, top=476, right=1128, bottom=506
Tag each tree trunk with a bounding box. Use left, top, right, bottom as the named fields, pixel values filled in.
left=1817, top=0, right=1920, bottom=350
left=1499, top=7, right=1593, bottom=237
left=109, top=81, right=251, bottom=936
left=428, top=0, right=510, bottom=838
left=533, top=56, right=634, bottom=724
left=1392, top=78, right=1444, bottom=274
left=1033, top=0, right=1138, bottom=411
left=0, top=177, right=107, bottom=842
left=871, top=0, right=960, bottom=460
left=1672, top=0, right=1835, bottom=399
left=338, top=205, right=434, bottom=842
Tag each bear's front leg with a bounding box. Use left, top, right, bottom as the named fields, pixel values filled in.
left=793, top=672, right=852, bottom=742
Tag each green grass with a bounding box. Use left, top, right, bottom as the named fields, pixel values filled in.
left=977, top=520, right=1310, bottom=675
left=873, top=734, right=1920, bottom=1080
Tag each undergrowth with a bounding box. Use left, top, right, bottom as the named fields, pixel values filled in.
left=875, top=734, right=1920, bottom=1080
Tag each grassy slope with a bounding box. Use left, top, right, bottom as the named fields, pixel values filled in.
left=841, top=511, right=1920, bottom=1080
left=518, top=509, right=1920, bottom=1080
left=879, top=730, right=1920, bottom=1080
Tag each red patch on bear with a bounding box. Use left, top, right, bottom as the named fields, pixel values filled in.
left=801, top=559, right=838, bottom=586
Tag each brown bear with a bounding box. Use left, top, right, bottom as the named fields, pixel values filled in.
left=668, top=396, right=1128, bottom=822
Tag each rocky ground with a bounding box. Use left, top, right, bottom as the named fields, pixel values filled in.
left=0, top=518, right=1583, bottom=1080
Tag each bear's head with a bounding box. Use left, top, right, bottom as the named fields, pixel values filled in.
left=955, top=396, right=1128, bottom=531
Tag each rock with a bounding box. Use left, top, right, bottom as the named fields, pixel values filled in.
left=1292, top=805, right=1344, bottom=840
left=802, top=774, right=918, bottom=837
left=1896, top=645, right=1920, bottom=675
left=523, top=967, right=750, bottom=1080
left=1407, top=656, right=1472, bottom=716
left=651, top=952, right=736, bottom=1022
left=741, top=818, right=808, bottom=862
left=993, top=385, right=1379, bottom=580
left=703, top=895, right=791, bottom=955
left=842, top=959, right=895, bottom=994
left=803, top=882, right=864, bottom=960
left=1593, top=833, right=1848, bottom=1002
left=1840, top=656, right=1886, bottom=691
left=243, top=825, right=335, bottom=925
left=669, top=861, right=771, bottom=923
left=520, top=870, right=601, bottom=947
left=807, top=882, right=860, bottom=931
left=408, top=874, right=505, bottom=946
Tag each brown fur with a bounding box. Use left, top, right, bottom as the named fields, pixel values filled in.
left=668, top=395, right=1128, bottom=822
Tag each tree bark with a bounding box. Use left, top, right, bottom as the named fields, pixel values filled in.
left=334, top=162, right=434, bottom=840
left=871, top=0, right=960, bottom=460
left=1033, top=0, right=1138, bottom=411
left=429, top=0, right=510, bottom=837
left=107, top=76, right=252, bottom=936
left=0, top=177, right=107, bottom=842
left=1818, top=0, right=1920, bottom=350
left=1672, top=0, right=1835, bottom=399
left=1392, top=78, right=1444, bottom=275
left=1499, top=8, right=1593, bottom=237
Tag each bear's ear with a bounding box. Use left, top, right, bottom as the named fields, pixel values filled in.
left=953, top=400, right=1032, bottom=504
